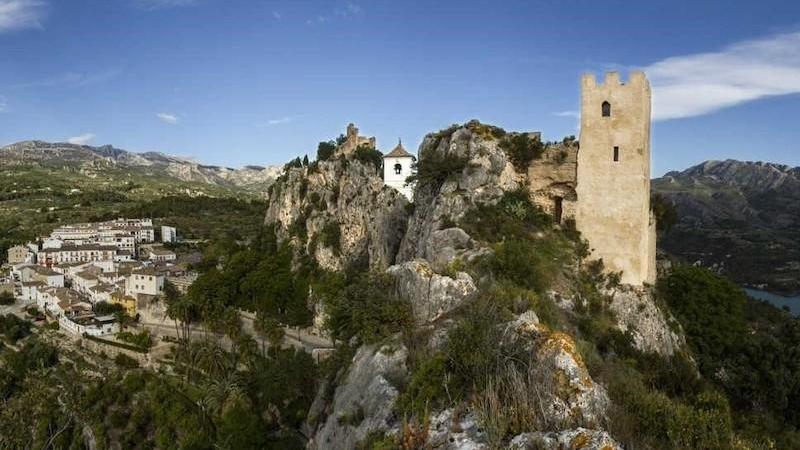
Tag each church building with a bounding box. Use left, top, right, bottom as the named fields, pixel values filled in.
left=382, top=140, right=415, bottom=201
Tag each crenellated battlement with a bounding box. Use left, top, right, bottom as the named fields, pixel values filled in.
left=339, top=122, right=377, bottom=154
left=582, top=71, right=648, bottom=89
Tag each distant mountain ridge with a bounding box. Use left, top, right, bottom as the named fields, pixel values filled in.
left=654, top=159, right=800, bottom=295
left=663, top=159, right=800, bottom=192
left=0, top=140, right=282, bottom=192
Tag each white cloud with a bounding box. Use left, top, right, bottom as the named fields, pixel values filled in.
left=554, top=110, right=579, bottom=118
left=266, top=116, right=292, bottom=126
left=338, top=2, right=362, bottom=17
left=645, top=31, right=800, bottom=121
left=67, top=133, right=95, bottom=145
left=0, top=0, right=46, bottom=33
left=13, top=69, right=121, bottom=89
left=306, top=15, right=327, bottom=25
left=0, top=95, right=7, bottom=112
left=308, top=1, right=363, bottom=25
left=272, top=11, right=281, bottom=20
left=156, top=112, right=179, bottom=124
left=133, top=0, right=199, bottom=10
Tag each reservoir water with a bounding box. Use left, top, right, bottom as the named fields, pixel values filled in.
left=745, top=288, right=800, bottom=316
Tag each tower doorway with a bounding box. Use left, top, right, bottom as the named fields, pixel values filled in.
left=554, top=197, right=563, bottom=224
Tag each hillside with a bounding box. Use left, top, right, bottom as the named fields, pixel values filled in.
left=653, top=159, right=800, bottom=295
left=1, top=140, right=281, bottom=193
left=0, top=140, right=279, bottom=258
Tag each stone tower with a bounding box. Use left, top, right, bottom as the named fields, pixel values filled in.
left=575, top=71, right=656, bottom=285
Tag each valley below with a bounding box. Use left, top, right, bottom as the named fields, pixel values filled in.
left=653, top=159, right=800, bottom=296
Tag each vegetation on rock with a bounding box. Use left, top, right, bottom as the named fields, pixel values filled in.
left=499, top=133, right=545, bottom=172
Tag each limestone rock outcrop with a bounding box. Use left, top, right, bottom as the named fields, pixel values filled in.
left=307, top=343, right=408, bottom=450
left=509, top=428, right=622, bottom=450
left=427, top=409, right=489, bottom=450
left=547, top=287, right=684, bottom=356
left=299, top=120, right=692, bottom=449
left=609, top=286, right=685, bottom=356
left=398, top=122, right=520, bottom=263
left=388, top=259, right=477, bottom=324
left=504, top=312, right=610, bottom=426
left=265, top=155, right=410, bottom=271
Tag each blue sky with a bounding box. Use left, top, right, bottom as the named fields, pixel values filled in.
left=1, top=0, right=799, bottom=175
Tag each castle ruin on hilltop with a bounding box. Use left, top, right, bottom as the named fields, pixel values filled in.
left=530, top=71, right=656, bottom=286
left=341, top=71, right=656, bottom=286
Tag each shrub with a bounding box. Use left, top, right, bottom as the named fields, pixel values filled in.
left=319, top=221, right=342, bottom=255
left=116, top=330, right=153, bottom=350
left=0, top=314, right=32, bottom=344
left=298, top=178, right=309, bottom=200
left=283, top=157, right=303, bottom=171
left=466, top=121, right=506, bottom=140
left=94, top=301, right=125, bottom=315
left=651, top=193, right=678, bottom=232
left=324, top=272, right=413, bottom=345
left=353, top=144, right=384, bottom=171
left=443, top=298, right=519, bottom=394
left=317, top=141, right=337, bottom=161
left=308, top=192, right=322, bottom=209
left=473, top=359, right=579, bottom=446
left=459, top=189, right=552, bottom=243
left=658, top=266, right=747, bottom=376
left=0, top=291, right=14, bottom=305
left=608, top=368, right=735, bottom=450
left=406, top=148, right=471, bottom=191
left=114, top=353, right=139, bottom=369
left=499, top=133, right=544, bottom=172
left=492, top=238, right=564, bottom=294
left=396, top=353, right=450, bottom=417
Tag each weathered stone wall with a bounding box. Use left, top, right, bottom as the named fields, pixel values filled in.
left=78, top=336, right=151, bottom=366
left=528, top=142, right=578, bottom=223
left=339, top=123, right=376, bottom=154
left=575, top=71, right=656, bottom=285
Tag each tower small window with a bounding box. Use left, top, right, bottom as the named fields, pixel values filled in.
left=613, top=146, right=620, bottom=162
left=602, top=101, right=611, bottom=117
left=394, top=163, right=402, bottom=175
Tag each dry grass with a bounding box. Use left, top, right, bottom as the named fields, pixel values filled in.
left=472, top=358, right=586, bottom=448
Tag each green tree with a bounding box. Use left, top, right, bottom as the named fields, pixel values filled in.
left=317, top=141, right=336, bottom=161
left=651, top=193, right=679, bottom=232
left=0, top=292, right=14, bottom=306
left=498, top=133, right=544, bottom=172
left=658, top=266, right=747, bottom=376
left=324, top=272, right=412, bottom=344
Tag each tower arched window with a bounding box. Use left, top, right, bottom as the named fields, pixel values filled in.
left=394, top=163, right=402, bottom=175
left=602, top=101, right=611, bottom=117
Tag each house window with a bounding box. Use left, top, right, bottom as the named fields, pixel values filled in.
left=394, top=163, right=402, bottom=175
left=602, top=101, right=611, bottom=117
left=613, top=146, right=620, bottom=162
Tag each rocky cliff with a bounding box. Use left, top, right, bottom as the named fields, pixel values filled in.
left=294, top=121, right=685, bottom=449
left=653, top=159, right=800, bottom=295
left=264, top=146, right=410, bottom=272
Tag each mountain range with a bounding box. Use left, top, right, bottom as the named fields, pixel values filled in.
left=653, top=159, right=800, bottom=295
left=0, top=140, right=282, bottom=193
